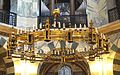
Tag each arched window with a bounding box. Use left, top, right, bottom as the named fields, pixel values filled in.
left=58, top=66, right=72, bottom=75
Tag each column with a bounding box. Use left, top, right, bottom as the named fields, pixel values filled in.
left=70, top=0, right=75, bottom=15
left=37, top=0, right=41, bottom=29
left=50, top=0, right=55, bottom=15
left=70, top=0, right=75, bottom=27
left=3, top=0, right=10, bottom=12
left=0, top=0, right=3, bottom=9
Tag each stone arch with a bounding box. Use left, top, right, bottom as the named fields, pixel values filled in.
left=37, top=61, right=90, bottom=75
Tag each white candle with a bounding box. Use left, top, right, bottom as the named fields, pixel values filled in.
left=25, top=27, right=27, bottom=33
left=75, top=24, right=77, bottom=28
left=17, top=28, right=19, bottom=34
left=21, top=28, right=22, bottom=34
left=63, top=23, right=65, bottom=29
left=36, top=24, right=38, bottom=29
left=80, top=24, right=82, bottom=28
left=54, top=21, right=56, bottom=27
left=58, top=22, right=61, bottom=28
left=40, top=23, right=42, bottom=29
left=33, top=25, right=35, bottom=30
left=84, top=24, right=86, bottom=28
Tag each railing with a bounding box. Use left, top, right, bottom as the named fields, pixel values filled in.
left=0, top=10, right=87, bottom=28
left=0, top=10, right=17, bottom=26
left=108, top=7, right=120, bottom=23
left=37, top=14, right=88, bottom=28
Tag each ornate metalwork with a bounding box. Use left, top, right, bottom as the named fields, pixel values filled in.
left=7, top=9, right=110, bottom=63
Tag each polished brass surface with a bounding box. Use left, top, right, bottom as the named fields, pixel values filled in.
left=7, top=10, right=110, bottom=63
left=7, top=20, right=110, bottom=63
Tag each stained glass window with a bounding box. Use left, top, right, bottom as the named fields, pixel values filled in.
left=58, top=66, right=72, bottom=75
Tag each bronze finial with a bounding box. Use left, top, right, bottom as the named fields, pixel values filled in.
left=89, top=20, right=93, bottom=27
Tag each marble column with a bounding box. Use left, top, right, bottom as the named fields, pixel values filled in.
left=70, top=0, right=75, bottom=26
left=0, top=0, right=3, bottom=9
left=50, top=0, right=55, bottom=15
left=38, top=0, right=41, bottom=29
left=70, top=0, right=75, bottom=15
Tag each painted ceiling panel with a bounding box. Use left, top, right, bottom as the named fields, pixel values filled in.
left=91, top=0, right=100, bottom=3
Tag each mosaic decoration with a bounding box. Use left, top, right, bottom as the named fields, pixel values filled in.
left=10, top=0, right=17, bottom=13
left=108, top=31, right=120, bottom=75
left=17, top=0, right=39, bottom=17
left=108, top=31, right=120, bottom=52
left=91, top=0, right=100, bottom=4
left=10, top=0, right=51, bottom=28
left=87, top=0, right=108, bottom=27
